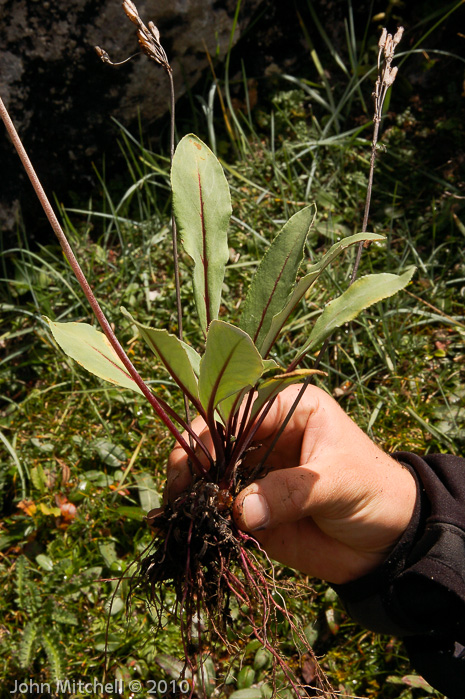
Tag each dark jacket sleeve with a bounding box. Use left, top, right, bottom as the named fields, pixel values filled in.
left=331, top=452, right=465, bottom=699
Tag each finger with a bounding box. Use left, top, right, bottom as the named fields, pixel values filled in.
left=241, top=384, right=322, bottom=473
left=233, top=465, right=322, bottom=532
left=232, top=466, right=382, bottom=583
left=167, top=416, right=214, bottom=500
left=250, top=384, right=319, bottom=442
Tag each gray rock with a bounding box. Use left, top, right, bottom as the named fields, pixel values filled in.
left=0, top=0, right=262, bottom=234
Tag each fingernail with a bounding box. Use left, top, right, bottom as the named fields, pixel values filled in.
left=242, top=493, right=270, bottom=531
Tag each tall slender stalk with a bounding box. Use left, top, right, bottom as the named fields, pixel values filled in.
left=350, top=26, right=404, bottom=283
left=98, top=0, right=193, bottom=434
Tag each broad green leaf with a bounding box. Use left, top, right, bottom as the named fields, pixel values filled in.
left=172, top=134, right=231, bottom=334
left=181, top=340, right=201, bottom=377
left=250, top=369, right=326, bottom=421
left=94, top=633, right=121, bottom=652
left=134, top=472, right=160, bottom=512
left=91, top=438, right=126, bottom=468
left=228, top=690, right=263, bottom=699
left=197, top=655, right=216, bottom=698
left=217, top=358, right=279, bottom=425
left=253, top=647, right=272, bottom=671
left=386, top=674, right=435, bottom=693
left=98, top=541, right=117, bottom=568
left=155, top=654, right=192, bottom=680
left=294, top=267, right=416, bottom=361
left=104, top=596, right=124, bottom=616
left=121, top=307, right=200, bottom=403
left=199, top=320, right=264, bottom=417
left=217, top=386, right=249, bottom=427
left=262, top=358, right=279, bottom=372
left=260, top=232, right=385, bottom=356
left=51, top=608, right=78, bottom=626
left=236, top=666, right=255, bottom=689
left=240, top=206, right=315, bottom=348
left=116, top=506, right=145, bottom=521
left=44, top=317, right=142, bottom=394
left=35, top=554, right=54, bottom=572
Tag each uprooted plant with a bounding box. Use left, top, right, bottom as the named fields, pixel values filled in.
left=0, top=3, right=409, bottom=695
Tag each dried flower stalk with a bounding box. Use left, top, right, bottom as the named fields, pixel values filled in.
left=350, top=26, right=404, bottom=283
left=259, top=26, right=404, bottom=465
left=96, top=1, right=190, bottom=428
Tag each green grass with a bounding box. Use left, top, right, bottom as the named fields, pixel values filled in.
left=1, top=5, right=465, bottom=697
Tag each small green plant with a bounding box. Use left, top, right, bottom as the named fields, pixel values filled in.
left=0, top=3, right=412, bottom=696
left=14, top=556, right=65, bottom=681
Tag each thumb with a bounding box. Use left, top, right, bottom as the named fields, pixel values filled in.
left=233, top=466, right=322, bottom=532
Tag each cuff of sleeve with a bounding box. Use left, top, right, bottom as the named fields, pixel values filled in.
left=331, top=459, right=428, bottom=636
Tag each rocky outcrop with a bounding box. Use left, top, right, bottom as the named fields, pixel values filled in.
left=0, top=0, right=262, bottom=235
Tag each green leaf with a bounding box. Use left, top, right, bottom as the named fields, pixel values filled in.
left=155, top=654, right=192, bottom=680
left=99, top=541, right=118, bottom=568
left=36, top=554, right=54, bottom=572
left=217, top=387, right=250, bottom=427
left=116, top=506, right=145, bottom=521
left=199, top=321, right=264, bottom=419
left=44, top=317, right=142, bottom=394
left=262, top=358, right=279, bottom=373
left=42, top=630, right=64, bottom=682
left=134, top=472, right=160, bottom=512
left=94, top=632, right=121, bottom=652
left=121, top=307, right=200, bottom=403
left=15, top=556, right=28, bottom=612
left=30, top=437, right=54, bottom=453
left=181, top=340, right=201, bottom=377
left=240, top=206, right=315, bottom=349
left=172, top=134, right=231, bottom=333
left=250, top=370, right=326, bottom=421
left=260, top=232, right=385, bottom=355
left=197, top=655, right=216, bottom=697
left=386, top=675, right=435, bottom=693
left=253, top=648, right=272, bottom=671
left=30, top=464, right=47, bottom=493
left=295, top=267, right=416, bottom=361
left=229, top=690, right=263, bottom=699
left=104, top=595, right=125, bottom=616
left=51, top=609, right=79, bottom=626
left=85, top=470, right=114, bottom=487
left=91, top=438, right=126, bottom=468
left=18, top=622, right=38, bottom=669
left=237, top=666, right=256, bottom=689
left=217, top=356, right=280, bottom=423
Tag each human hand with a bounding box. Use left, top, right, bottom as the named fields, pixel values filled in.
left=167, top=385, right=416, bottom=584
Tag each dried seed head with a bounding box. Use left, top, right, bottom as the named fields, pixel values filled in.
left=378, top=28, right=388, bottom=49
left=385, top=65, right=398, bottom=86
left=393, top=26, right=404, bottom=48
left=122, top=0, right=140, bottom=26
left=137, top=26, right=169, bottom=70
left=94, top=44, right=140, bottom=67
left=138, top=31, right=153, bottom=56
left=96, top=2, right=170, bottom=70
left=148, top=20, right=161, bottom=44
left=385, top=34, right=394, bottom=59
left=95, top=46, right=112, bottom=64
